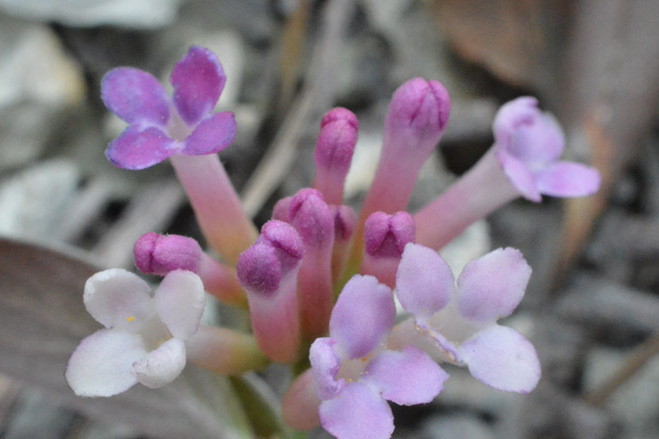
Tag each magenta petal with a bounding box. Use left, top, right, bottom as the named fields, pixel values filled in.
left=182, top=112, right=237, bottom=156
left=170, top=46, right=226, bottom=125
left=495, top=150, right=542, bottom=202
left=309, top=338, right=344, bottom=400
left=460, top=325, right=541, bottom=393
left=534, top=161, right=601, bottom=198
left=330, top=275, right=395, bottom=359
left=101, top=67, right=170, bottom=127
left=396, top=243, right=453, bottom=319
left=106, top=127, right=177, bottom=170
left=366, top=347, right=448, bottom=405
left=319, top=382, right=394, bottom=439
left=456, top=248, right=531, bottom=323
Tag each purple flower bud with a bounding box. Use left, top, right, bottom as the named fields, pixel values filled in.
left=364, top=212, right=415, bottom=258
left=134, top=233, right=202, bottom=275
left=385, top=78, right=450, bottom=152
left=313, top=108, right=359, bottom=205
left=289, top=189, right=334, bottom=250
left=272, top=196, right=293, bottom=222
left=258, top=220, right=304, bottom=272
left=236, top=244, right=282, bottom=298
left=355, top=79, right=451, bottom=268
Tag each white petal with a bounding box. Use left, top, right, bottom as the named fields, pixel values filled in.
left=84, top=269, right=156, bottom=332
left=66, top=329, right=146, bottom=397
left=132, top=338, right=186, bottom=388
left=154, top=270, right=205, bottom=339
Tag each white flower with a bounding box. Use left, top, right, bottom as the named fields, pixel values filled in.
left=66, top=268, right=205, bottom=397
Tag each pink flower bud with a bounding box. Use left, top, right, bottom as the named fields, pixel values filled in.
left=313, top=108, right=359, bottom=205
left=134, top=232, right=201, bottom=275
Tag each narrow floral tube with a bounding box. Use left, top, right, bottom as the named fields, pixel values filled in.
left=133, top=232, right=246, bottom=306
left=344, top=78, right=450, bottom=279
left=360, top=211, right=415, bottom=288
left=330, top=205, right=356, bottom=284
left=414, top=149, right=519, bottom=250
left=236, top=220, right=303, bottom=363
left=313, top=108, right=359, bottom=205
left=185, top=326, right=269, bottom=374
left=289, top=189, right=335, bottom=341
left=170, top=154, right=258, bottom=266
left=414, top=97, right=601, bottom=250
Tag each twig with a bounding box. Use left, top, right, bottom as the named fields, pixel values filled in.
left=584, top=332, right=659, bottom=406
left=240, top=0, right=355, bottom=218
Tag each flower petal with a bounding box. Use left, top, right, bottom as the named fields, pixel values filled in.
left=309, top=338, right=344, bottom=400
left=132, top=337, right=186, bottom=389
left=65, top=329, right=146, bottom=397
left=396, top=243, right=454, bottom=320
left=319, top=382, right=394, bottom=439
left=493, top=97, right=538, bottom=147
left=170, top=46, right=226, bottom=125
left=106, top=127, right=177, bottom=170
left=460, top=325, right=541, bottom=393
left=456, top=248, right=531, bottom=324
left=366, top=347, right=448, bottom=405
left=495, top=150, right=541, bottom=202
left=101, top=67, right=170, bottom=127
left=330, top=275, right=395, bottom=359
left=534, top=161, right=601, bottom=198
left=154, top=270, right=206, bottom=339
left=182, top=111, right=237, bottom=155
left=507, top=113, right=564, bottom=166
left=84, top=269, right=156, bottom=332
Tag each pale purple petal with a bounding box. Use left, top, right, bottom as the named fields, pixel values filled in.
left=534, top=161, right=601, bottom=198
left=492, top=97, right=538, bottom=147
left=65, top=329, right=146, bottom=397
left=396, top=243, right=453, bottom=319
left=495, top=150, right=541, bottom=202
left=182, top=112, right=237, bottom=156
left=84, top=269, right=156, bottom=332
left=132, top=338, right=186, bottom=388
left=309, top=338, right=344, bottom=400
left=319, top=382, right=394, bottom=439
left=460, top=325, right=541, bottom=393
left=154, top=270, right=205, bottom=339
left=507, top=114, right=564, bottom=166
left=106, top=127, right=177, bottom=170
left=330, top=275, right=395, bottom=359
left=101, top=67, right=170, bottom=127
left=456, top=248, right=531, bottom=323
left=366, top=347, right=448, bottom=405
left=170, top=46, right=226, bottom=125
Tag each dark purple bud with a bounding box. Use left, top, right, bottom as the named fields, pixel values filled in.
left=364, top=211, right=415, bottom=258
left=237, top=244, right=282, bottom=298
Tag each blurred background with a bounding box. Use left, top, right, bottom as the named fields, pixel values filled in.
left=0, top=0, right=658, bottom=438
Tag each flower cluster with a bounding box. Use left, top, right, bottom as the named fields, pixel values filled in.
left=66, top=47, right=601, bottom=439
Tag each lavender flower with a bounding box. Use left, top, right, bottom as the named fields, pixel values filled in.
left=102, top=46, right=236, bottom=170
left=66, top=269, right=205, bottom=396
left=494, top=97, right=600, bottom=201
left=414, top=96, right=601, bottom=250
left=310, top=275, right=448, bottom=439
left=393, top=243, right=541, bottom=393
